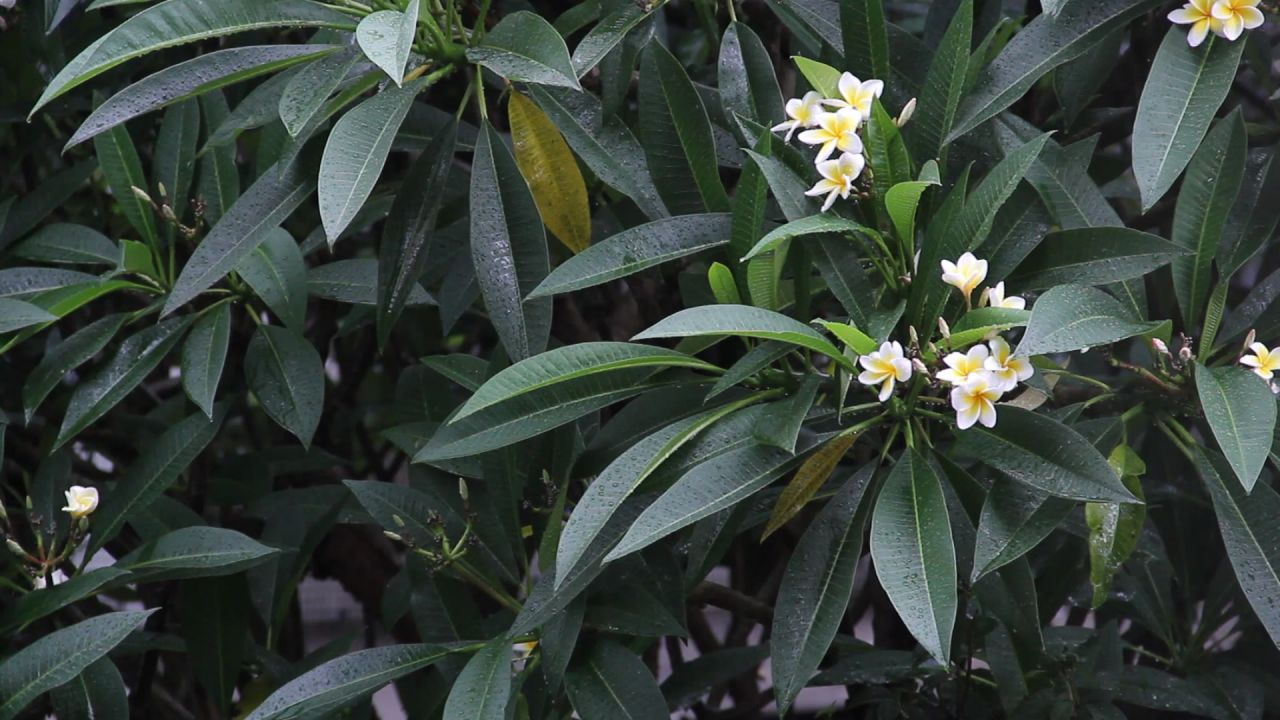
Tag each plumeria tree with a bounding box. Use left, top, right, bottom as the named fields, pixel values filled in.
left=1, top=0, right=1280, bottom=717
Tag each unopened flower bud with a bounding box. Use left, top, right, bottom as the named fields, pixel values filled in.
left=1244, top=329, right=1257, bottom=354
left=6, top=538, right=25, bottom=557
left=131, top=186, right=153, bottom=205
left=1151, top=338, right=1170, bottom=356
left=383, top=530, right=403, bottom=543
left=1179, top=346, right=1193, bottom=363
left=391, top=514, right=406, bottom=528
left=458, top=479, right=469, bottom=502
left=156, top=182, right=167, bottom=200
left=912, top=358, right=929, bottom=377
left=937, top=318, right=951, bottom=340
left=896, top=98, right=917, bottom=127
left=908, top=326, right=919, bottom=347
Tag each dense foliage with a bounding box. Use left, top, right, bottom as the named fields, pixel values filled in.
left=1, top=0, right=1280, bottom=717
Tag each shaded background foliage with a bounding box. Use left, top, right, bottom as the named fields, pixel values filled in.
left=0, top=0, right=1279, bottom=718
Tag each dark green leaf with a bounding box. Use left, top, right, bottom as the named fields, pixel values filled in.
left=245, top=325, right=324, bottom=448
left=470, top=122, right=551, bottom=361
left=972, top=477, right=1074, bottom=581
left=1008, top=227, right=1187, bottom=291
left=442, top=641, right=511, bottom=720
left=180, top=304, right=232, bottom=418
left=1017, top=284, right=1161, bottom=356
left=236, top=228, right=307, bottom=330
left=467, top=11, right=581, bottom=89
left=870, top=449, right=956, bottom=665
left=118, top=526, right=279, bottom=582
left=565, top=641, right=669, bottom=720
left=531, top=214, right=733, bottom=297
left=11, top=224, right=117, bottom=265
left=1196, top=363, right=1276, bottom=492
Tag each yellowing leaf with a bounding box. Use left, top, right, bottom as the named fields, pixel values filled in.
left=764, top=431, right=859, bottom=538
left=508, top=91, right=591, bottom=254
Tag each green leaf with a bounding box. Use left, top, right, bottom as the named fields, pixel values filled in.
left=155, top=99, right=201, bottom=227
left=1016, top=284, right=1162, bottom=356
left=531, top=214, right=733, bottom=297
left=457, top=342, right=718, bottom=419
left=1171, top=111, right=1246, bottom=326
left=235, top=228, right=307, bottom=330
left=814, top=319, right=877, bottom=356
left=792, top=56, right=840, bottom=97
left=55, top=316, right=191, bottom=450
left=117, top=526, right=279, bottom=582
left=0, top=610, right=154, bottom=720
left=197, top=92, right=241, bottom=225
left=840, top=0, right=890, bottom=81
left=68, top=45, right=338, bottom=148
left=319, top=77, right=427, bottom=242
left=49, top=659, right=128, bottom=720
left=245, top=325, right=324, bottom=448
left=0, top=161, right=95, bottom=249
left=470, top=122, right=551, bottom=361
left=165, top=158, right=316, bottom=316
left=634, top=305, right=851, bottom=370
left=31, top=0, right=351, bottom=114
left=246, top=644, right=456, bottom=720
left=0, top=568, right=130, bottom=634
left=773, top=467, right=874, bottom=712
left=279, top=49, right=360, bottom=138
left=0, top=268, right=97, bottom=297
left=555, top=405, right=749, bottom=587
left=605, top=430, right=829, bottom=562
left=1087, top=446, right=1146, bottom=607
left=972, top=477, right=1074, bottom=581
left=180, top=303, right=232, bottom=418
left=863, top=100, right=912, bottom=195
left=0, top=298, right=56, bottom=333
left=954, top=406, right=1139, bottom=503
left=742, top=214, right=876, bottom=261
left=884, top=178, right=940, bottom=248
left=571, top=2, right=653, bottom=77
left=1008, top=227, right=1188, bottom=291
left=442, top=641, right=511, bottom=720
left=417, top=371, right=665, bottom=462
left=1196, top=363, right=1276, bottom=492
left=181, top=576, right=250, bottom=714
left=93, top=122, right=157, bottom=244
left=909, top=0, right=971, bottom=162
left=949, top=0, right=1163, bottom=140
left=1133, top=30, right=1245, bottom=210
left=87, top=407, right=228, bottom=559
left=1218, top=147, right=1280, bottom=277
left=377, top=120, right=455, bottom=346
left=707, top=261, right=741, bottom=304
left=870, top=449, right=956, bottom=665
left=718, top=22, right=784, bottom=129
left=22, top=314, right=127, bottom=423
left=639, top=43, right=730, bottom=215
left=312, top=259, right=434, bottom=307
left=755, top=375, right=820, bottom=453
left=565, top=641, right=669, bottom=720
left=526, top=86, right=667, bottom=220
left=467, top=11, right=581, bottom=89
left=356, top=0, right=418, bottom=84
left=944, top=307, right=1030, bottom=350
left=1196, top=448, right=1280, bottom=648
left=11, top=224, right=117, bottom=265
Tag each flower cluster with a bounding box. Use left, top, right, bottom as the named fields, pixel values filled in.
left=1168, top=0, right=1264, bottom=46
left=772, top=73, right=885, bottom=211
left=849, top=253, right=1033, bottom=429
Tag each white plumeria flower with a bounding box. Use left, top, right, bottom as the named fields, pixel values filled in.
left=1241, top=342, right=1280, bottom=380
left=33, top=569, right=68, bottom=590
left=858, top=341, right=912, bottom=402
left=937, top=344, right=990, bottom=386
left=979, top=281, right=1026, bottom=310
left=771, top=91, right=825, bottom=142
left=951, top=372, right=1003, bottom=430
left=940, top=252, right=988, bottom=304
left=823, top=72, right=885, bottom=117
left=1210, top=0, right=1265, bottom=39
left=984, top=337, right=1034, bottom=391
left=805, top=152, right=865, bottom=212
left=1168, top=0, right=1225, bottom=46
left=61, top=485, right=99, bottom=519
left=513, top=640, right=538, bottom=662
left=797, top=108, right=864, bottom=163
